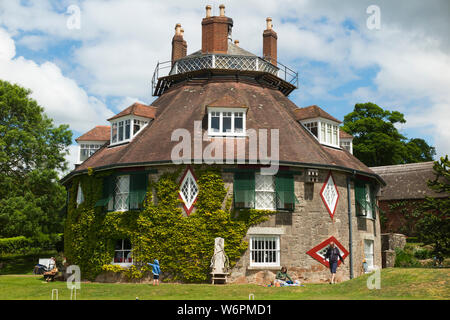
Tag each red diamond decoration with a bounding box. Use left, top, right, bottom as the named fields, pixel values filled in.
left=306, top=236, right=349, bottom=268
left=320, top=171, right=340, bottom=220
left=178, top=167, right=199, bottom=215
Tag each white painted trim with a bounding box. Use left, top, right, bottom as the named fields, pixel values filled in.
left=207, top=107, right=247, bottom=137
left=247, top=227, right=284, bottom=235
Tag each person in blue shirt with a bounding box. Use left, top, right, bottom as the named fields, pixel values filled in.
left=147, top=259, right=161, bottom=286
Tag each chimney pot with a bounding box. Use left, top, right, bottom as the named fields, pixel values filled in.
left=175, top=23, right=182, bottom=35
left=266, top=17, right=272, bottom=30
left=205, top=5, right=212, bottom=18
left=219, top=4, right=225, bottom=16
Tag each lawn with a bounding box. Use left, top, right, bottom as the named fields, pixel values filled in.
left=0, top=268, right=448, bottom=300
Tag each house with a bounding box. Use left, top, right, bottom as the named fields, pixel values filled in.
left=62, top=5, right=384, bottom=284
left=371, top=161, right=445, bottom=235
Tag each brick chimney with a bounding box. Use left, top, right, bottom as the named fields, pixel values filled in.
left=172, top=23, right=187, bottom=65
left=202, top=4, right=233, bottom=54
left=263, top=17, right=277, bottom=66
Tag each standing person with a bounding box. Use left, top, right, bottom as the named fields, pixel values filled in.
left=148, top=259, right=161, bottom=286
left=323, top=241, right=344, bottom=284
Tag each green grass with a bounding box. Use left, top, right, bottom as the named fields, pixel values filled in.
left=0, top=268, right=448, bottom=300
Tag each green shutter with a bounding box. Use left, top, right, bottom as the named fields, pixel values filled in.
left=354, top=179, right=368, bottom=216
left=95, top=175, right=114, bottom=207
left=275, top=174, right=298, bottom=211
left=233, top=172, right=255, bottom=209
left=129, top=173, right=148, bottom=210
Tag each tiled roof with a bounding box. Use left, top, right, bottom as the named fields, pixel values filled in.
left=206, top=94, right=248, bottom=109
left=107, top=103, right=157, bottom=121
left=294, top=105, right=342, bottom=123
left=371, top=162, right=446, bottom=200
left=67, top=79, right=380, bottom=185
left=339, top=129, right=353, bottom=140
left=75, top=125, right=110, bottom=142
left=186, top=42, right=257, bottom=58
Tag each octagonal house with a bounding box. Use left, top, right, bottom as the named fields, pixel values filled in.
left=63, top=5, right=385, bottom=284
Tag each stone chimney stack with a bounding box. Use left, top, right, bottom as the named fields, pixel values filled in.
left=202, top=4, right=233, bottom=54
left=263, top=17, right=277, bottom=66
left=172, top=23, right=187, bottom=66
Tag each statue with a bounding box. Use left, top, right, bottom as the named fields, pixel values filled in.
left=210, top=237, right=229, bottom=284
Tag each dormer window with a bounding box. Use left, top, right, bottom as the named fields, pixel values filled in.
left=295, top=105, right=342, bottom=148
left=208, top=109, right=246, bottom=136
left=110, top=117, right=149, bottom=145
left=107, top=103, right=156, bottom=146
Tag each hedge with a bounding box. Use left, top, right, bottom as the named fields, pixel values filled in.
left=0, top=234, right=63, bottom=256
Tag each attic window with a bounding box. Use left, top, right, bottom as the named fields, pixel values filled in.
left=302, top=120, right=340, bottom=148
left=110, top=118, right=149, bottom=146
left=208, top=108, right=246, bottom=136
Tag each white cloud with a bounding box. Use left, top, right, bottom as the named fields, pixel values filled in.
left=0, top=28, right=114, bottom=134
left=1, top=0, right=449, bottom=157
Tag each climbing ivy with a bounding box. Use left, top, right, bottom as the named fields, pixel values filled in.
left=64, top=166, right=272, bottom=282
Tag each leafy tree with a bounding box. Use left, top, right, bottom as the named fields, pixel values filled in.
left=416, top=156, right=450, bottom=264
left=0, top=80, right=72, bottom=239
left=342, top=102, right=435, bottom=167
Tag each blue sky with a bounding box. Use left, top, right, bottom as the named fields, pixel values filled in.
left=0, top=0, right=449, bottom=171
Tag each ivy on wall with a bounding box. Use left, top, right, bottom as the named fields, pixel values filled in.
left=64, top=166, right=272, bottom=282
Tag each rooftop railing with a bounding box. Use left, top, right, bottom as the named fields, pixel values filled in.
left=151, top=54, right=298, bottom=96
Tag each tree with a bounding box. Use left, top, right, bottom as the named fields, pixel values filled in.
left=0, top=80, right=72, bottom=239
left=342, top=102, right=435, bottom=167
left=416, top=156, right=450, bottom=263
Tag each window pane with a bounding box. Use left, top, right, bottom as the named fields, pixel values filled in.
left=223, top=112, right=232, bottom=133
left=211, top=113, right=220, bottom=132
left=125, top=120, right=130, bottom=139
left=133, top=120, right=141, bottom=135
left=234, top=116, right=243, bottom=133
left=118, top=121, right=124, bottom=141
left=112, top=123, right=117, bottom=143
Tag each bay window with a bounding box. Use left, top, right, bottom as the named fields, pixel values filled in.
left=110, top=117, right=150, bottom=146
left=302, top=119, right=340, bottom=148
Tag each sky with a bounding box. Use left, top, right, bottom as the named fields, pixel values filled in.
left=0, top=0, right=449, bottom=174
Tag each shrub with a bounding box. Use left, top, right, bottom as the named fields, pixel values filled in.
left=394, top=248, right=421, bottom=268
left=0, top=234, right=63, bottom=256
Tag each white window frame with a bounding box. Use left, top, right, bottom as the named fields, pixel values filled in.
left=179, top=169, right=199, bottom=211
left=114, top=175, right=130, bottom=212
left=207, top=107, right=247, bottom=137
left=109, top=115, right=151, bottom=146
left=300, top=117, right=340, bottom=148
left=112, top=239, right=133, bottom=267
left=364, top=239, right=374, bottom=272
left=249, top=235, right=280, bottom=267
left=340, top=139, right=353, bottom=154
left=254, top=173, right=276, bottom=211
left=78, top=141, right=105, bottom=163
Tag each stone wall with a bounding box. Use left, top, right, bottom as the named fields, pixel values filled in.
left=142, top=164, right=381, bottom=284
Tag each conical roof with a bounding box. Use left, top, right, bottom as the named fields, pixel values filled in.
left=65, top=78, right=381, bottom=184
